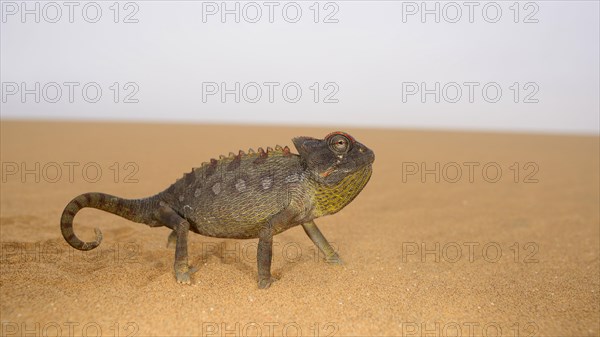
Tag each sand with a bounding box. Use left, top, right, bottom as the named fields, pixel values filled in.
left=0, top=121, right=598, bottom=337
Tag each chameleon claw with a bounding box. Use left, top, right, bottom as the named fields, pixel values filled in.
left=176, top=271, right=192, bottom=285
left=325, top=254, right=343, bottom=265
left=257, top=276, right=276, bottom=289
left=175, top=264, right=194, bottom=285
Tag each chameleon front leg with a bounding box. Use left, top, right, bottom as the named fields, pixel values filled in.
left=302, top=220, right=342, bottom=264
left=257, top=210, right=294, bottom=289
left=155, top=203, right=195, bottom=284
left=257, top=226, right=275, bottom=289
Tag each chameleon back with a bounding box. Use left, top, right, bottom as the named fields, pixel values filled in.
left=161, top=150, right=305, bottom=239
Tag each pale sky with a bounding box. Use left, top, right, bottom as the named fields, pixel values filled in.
left=1, top=1, right=599, bottom=134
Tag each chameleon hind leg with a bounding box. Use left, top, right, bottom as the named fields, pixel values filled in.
left=302, top=220, right=342, bottom=264
left=156, top=203, right=195, bottom=284
left=166, top=230, right=177, bottom=248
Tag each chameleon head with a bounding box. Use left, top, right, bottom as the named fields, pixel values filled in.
left=292, top=131, right=375, bottom=186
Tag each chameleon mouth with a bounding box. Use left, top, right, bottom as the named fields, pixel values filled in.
left=319, top=165, right=337, bottom=178
left=319, top=159, right=372, bottom=178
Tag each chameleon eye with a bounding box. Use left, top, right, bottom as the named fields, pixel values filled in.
left=328, top=134, right=350, bottom=154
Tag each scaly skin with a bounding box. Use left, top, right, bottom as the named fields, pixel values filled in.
left=61, top=131, right=375, bottom=288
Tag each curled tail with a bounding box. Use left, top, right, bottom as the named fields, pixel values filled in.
left=61, top=192, right=160, bottom=251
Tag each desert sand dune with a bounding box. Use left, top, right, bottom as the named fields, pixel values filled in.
left=1, top=121, right=598, bottom=336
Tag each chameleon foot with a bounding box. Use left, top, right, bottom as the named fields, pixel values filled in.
left=258, top=276, right=276, bottom=289
left=176, top=271, right=191, bottom=284
left=325, top=254, right=343, bottom=265
left=175, top=264, right=197, bottom=285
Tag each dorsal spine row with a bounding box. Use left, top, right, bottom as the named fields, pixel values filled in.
left=193, top=145, right=293, bottom=173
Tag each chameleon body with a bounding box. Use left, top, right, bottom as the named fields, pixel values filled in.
left=61, top=131, right=374, bottom=288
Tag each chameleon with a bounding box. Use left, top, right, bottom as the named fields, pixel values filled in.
left=60, top=131, right=374, bottom=289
